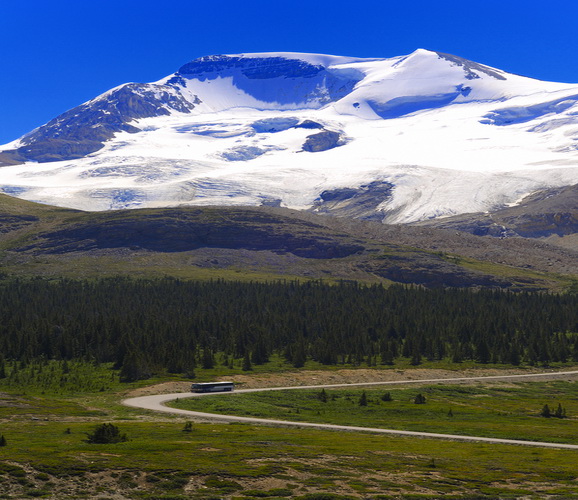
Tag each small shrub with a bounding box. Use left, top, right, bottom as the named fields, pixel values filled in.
left=296, top=494, right=356, bottom=500
left=85, top=423, right=128, bottom=444
left=204, top=475, right=242, bottom=491
left=243, top=488, right=293, bottom=497
left=182, top=421, right=193, bottom=432
left=414, top=393, right=426, bottom=404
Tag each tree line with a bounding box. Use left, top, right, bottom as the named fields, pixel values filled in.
left=0, top=277, right=577, bottom=380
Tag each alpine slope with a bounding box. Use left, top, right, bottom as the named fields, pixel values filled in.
left=1, top=49, right=578, bottom=223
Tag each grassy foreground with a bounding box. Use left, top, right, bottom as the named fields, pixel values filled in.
left=1, top=362, right=578, bottom=499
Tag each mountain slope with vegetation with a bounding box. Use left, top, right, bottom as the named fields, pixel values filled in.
left=0, top=194, right=576, bottom=290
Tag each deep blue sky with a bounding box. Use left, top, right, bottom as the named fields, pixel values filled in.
left=2, top=0, right=578, bottom=144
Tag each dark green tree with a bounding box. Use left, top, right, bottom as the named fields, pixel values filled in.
left=242, top=351, right=252, bottom=371
left=119, top=350, right=151, bottom=382
left=201, top=348, right=214, bottom=370
left=85, top=423, right=127, bottom=444
left=358, top=391, right=368, bottom=406
left=554, top=403, right=566, bottom=418
left=381, top=392, right=392, bottom=402
left=414, top=393, right=426, bottom=404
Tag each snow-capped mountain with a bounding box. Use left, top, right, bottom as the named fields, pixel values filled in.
left=1, top=49, right=578, bottom=223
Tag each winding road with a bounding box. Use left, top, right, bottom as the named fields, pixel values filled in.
left=123, top=369, right=578, bottom=450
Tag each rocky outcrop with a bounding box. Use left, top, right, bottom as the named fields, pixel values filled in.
left=5, top=83, right=199, bottom=163
left=179, top=55, right=324, bottom=79
left=312, top=181, right=394, bottom=220
left=302, top=130, right=342, bottom=152
left=417, top=184, right=578, bottom=239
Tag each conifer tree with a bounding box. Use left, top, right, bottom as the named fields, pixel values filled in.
left=242, top=351, right=252, bottom=371
left=381, top=392, right=392, bottom=402
left=119, top=350, right=151, bottom=382
left=554, top=403, right=566, bottom=418
left=414, top=393, right=426, bottom=404
left=85, top=423, right=127, bottom=444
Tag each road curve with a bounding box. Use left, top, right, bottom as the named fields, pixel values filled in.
left=123, top=369, right=578, bottom=450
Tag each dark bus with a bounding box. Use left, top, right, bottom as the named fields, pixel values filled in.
left=191, top=382, right=235, bottom=393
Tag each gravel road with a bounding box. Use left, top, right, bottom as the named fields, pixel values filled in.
left=122, top=370, right=578, bottom=450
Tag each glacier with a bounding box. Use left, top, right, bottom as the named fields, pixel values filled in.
left=1, top=49, right=577, bottom=222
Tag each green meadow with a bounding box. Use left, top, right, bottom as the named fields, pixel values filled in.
left=1, top=359, right=578, bottom=498
left=171, top=381, right=578, bottom=444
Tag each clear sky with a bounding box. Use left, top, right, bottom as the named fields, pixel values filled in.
left=2, top=0, right=578, bottom=145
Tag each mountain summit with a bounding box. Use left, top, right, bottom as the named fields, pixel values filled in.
left=1, top=50, right=577, bottom=223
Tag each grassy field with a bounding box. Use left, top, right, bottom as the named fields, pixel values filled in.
left=1, top=361, right=578, bottom=498
left=170, top=381, right=578, bottom=444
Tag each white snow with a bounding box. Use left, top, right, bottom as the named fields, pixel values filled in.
left=1, top=49, right=578, bottom=221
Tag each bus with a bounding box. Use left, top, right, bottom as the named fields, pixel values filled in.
left=191, top=382, right=235, bottom=393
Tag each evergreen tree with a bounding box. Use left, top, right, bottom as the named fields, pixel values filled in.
left=201, top=348, right=214, bottom=370
left=476, top=339, right=490, bottom=364
left=0, top=435, right=6, bottom=447
left=242, top=351, right=252, bottom=371
left=358, top=391, right=368, bottom=406
left=292, top=343, right=306, bottom=368
left=554, top=403, right=566, bottom=418
left=381, top=392, right=392, bottom=402
left=540, top=404, right=551, bottom=418
left=119, top=351, right=151, bottom=382
left=85, top=423, right=127, bottom=444
left=414, top=393, right=426, bottom=404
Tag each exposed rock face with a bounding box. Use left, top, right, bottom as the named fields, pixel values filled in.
left=312, top=181, right=394, bottom=220
left=179, top=55, right=362, bottom=108
left=295, top=120, right=324, bottom=129
left=179, top=55, right=325, bottom=79
left=416, top=184, right=578, bottom=239
left=435, top=52, right=507, bottom=80
left=302, top=130, right=342, bottom=152
left=4, top=83, right=199, bottom=163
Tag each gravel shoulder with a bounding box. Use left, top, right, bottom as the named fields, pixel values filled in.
left=125, top=366, right=578, bottom=397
